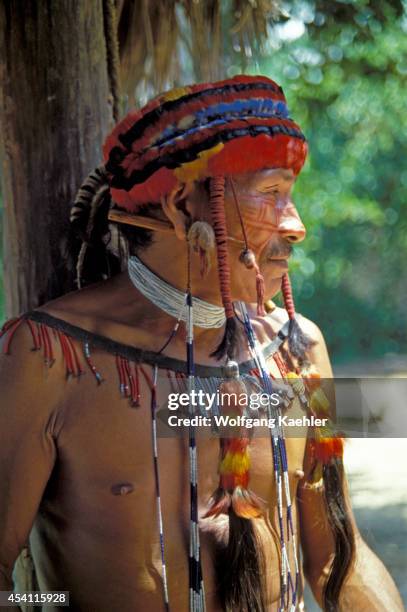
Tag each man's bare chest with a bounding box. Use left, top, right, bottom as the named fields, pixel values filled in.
left=47, top=356, right=307, bottom=532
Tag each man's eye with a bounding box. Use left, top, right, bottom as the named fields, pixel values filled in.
left=260, top=188, right=279, bottom=196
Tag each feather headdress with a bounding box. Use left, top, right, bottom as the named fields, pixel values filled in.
left=103, top=74, right=307, bottom=211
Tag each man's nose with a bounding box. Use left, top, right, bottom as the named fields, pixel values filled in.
left=277, top=201, right=306, bottom=243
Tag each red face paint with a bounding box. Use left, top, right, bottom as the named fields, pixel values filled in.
left=228, top=188, right=304, bottom=257
left=241, top=195, right=281, bottom=253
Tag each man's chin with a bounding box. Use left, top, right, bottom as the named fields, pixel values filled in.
left=263, top=269, right=286, bottom=284
left=263, top=260, right=289, bottom=274
left=231, top=281, right=282, bottom=305
left=261, top=267, right=288, bottom=294
left=229, top=263, right=287, bottom=304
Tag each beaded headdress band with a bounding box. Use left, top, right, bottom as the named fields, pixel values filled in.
left=103, top=75, right=307, bottom=208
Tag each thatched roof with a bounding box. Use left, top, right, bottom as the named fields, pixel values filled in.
left=115, top=0, right=281, bottom=106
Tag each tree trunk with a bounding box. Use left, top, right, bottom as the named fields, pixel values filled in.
left=0, top=1, right=112, bottom=317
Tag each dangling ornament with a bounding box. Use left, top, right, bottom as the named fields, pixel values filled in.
left=285, top=371, right=308, bottom=408
left=281, top=272, right=313, bottom=360
left=239, top=248, right=256, bottom=269
left=187, top=220, right=216, bottom=278
left=301, top=367, right=345, bottom=488
left=264, top=299, right=276, bottom=314
left=239, top=249, right=266, bottom=317
left=204, top=360, right=265, bottom=519
left=229, top=176, right=267, bottom=317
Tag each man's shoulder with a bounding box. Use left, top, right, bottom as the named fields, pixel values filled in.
left=0, top=277, right=124, bottom=374
left=37, top=278, right=116, bottom=328
left=26, top=274, right=155, bottom=353
left=0, top=313, right=68, bottom=410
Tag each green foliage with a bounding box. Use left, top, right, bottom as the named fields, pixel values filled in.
left=233, top=0, right=407, bottom=363
left=1, top=1, right=405, bottom=364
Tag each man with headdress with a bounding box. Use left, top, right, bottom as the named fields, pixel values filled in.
left=0, top=76, right=402, bottom=611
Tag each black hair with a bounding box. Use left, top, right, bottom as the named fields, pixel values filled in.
left=216, top=512, right=266, bottom=612
left=67, top=183, right=156, bottom=288
left=322, top=459, right=356, bottom=610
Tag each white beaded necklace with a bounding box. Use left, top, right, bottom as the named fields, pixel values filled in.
left=128, top=255, right=226, bottom=329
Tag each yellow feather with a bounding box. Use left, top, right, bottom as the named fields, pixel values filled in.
left=174, top=142, right=224, bottom=182
left=286, top=371, right=306, bottom=395
left=161, top=86, right=192, bottom=102
left=310, top=388, right=330, bottom=415
left=220, top=451, right=250, bottom=475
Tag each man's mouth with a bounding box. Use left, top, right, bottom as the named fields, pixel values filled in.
left=264, top=244, right=293, bottom=262
left=266, top=251, right=291, bottom=266
left=266, top=257, right=289, bottom=268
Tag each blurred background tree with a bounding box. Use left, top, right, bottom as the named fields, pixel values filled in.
left=0, top=0, right=406, bottom=366
left=263, top=1, right=407, bottom=364
left=253, top=0, right=407, bottom=364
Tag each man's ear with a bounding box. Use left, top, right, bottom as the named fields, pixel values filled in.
left=161, top=182, right=194, bottom=241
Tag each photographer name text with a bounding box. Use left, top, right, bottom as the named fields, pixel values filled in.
left=167, top=415, right=328, bottom=429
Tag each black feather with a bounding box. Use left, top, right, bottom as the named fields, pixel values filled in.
left=287, top=317, right=315, bottom=361
left=210, top=316, right=240, bottom=361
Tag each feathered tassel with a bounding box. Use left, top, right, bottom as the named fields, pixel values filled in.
left=308, top=428, right=344, bottom=489
left=204, top=361, right=265, bottom=519
left=288, top=318, right=314, bottom=360
left=281, top=272, right=314, bottom=360
left=311, top=431, right=344, bottom=464
left=301, top=367, right=345, bottom=488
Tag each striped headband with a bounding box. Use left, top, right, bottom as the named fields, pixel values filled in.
left=103, top=74, right=308, bottom=211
